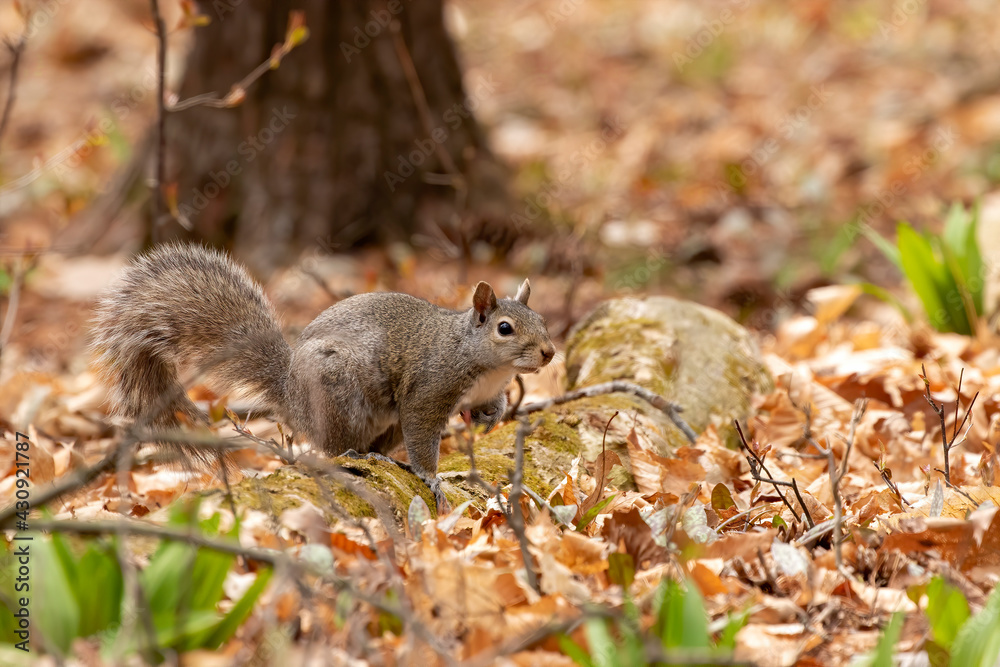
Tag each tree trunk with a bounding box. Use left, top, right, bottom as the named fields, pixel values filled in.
left=130, top=0, right=512, bottom=272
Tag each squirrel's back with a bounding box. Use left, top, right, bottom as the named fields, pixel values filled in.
left=92, top=244, right=291, bottom=431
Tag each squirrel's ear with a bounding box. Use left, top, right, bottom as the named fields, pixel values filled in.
left=473, top=282, right=498, bottom=322
left=515, top=279, right=531, bottom=305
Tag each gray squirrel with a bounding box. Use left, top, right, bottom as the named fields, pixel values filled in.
left=91, top=243, right=555, bottom=487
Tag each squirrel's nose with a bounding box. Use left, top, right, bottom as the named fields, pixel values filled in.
left=540, top=344, right=555, bottom=364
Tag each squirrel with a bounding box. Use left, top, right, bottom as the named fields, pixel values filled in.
left=91, top=243, right=555, bottom=493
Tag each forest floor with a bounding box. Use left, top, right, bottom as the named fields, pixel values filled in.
left=2, top=0, right=1000, bottom=665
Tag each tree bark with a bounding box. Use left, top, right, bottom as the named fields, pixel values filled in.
left=92, top=0, right=514, bottom=273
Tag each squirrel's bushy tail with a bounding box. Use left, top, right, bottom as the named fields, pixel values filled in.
left=91, top=243, right=291, bottom=433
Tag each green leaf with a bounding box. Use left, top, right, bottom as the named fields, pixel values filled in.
left=925, top=576, right=969, bottom=650
left=584, top=617, right=618, bottom=667
left=951, top=582, right=1000, bottom=667
left=857, top=282, right=914, bottom=323
left=941, top=201, right=984, bottom=321
left=711, top=483, right=736, bottom=510
left=576, top=494, right=617, bottom=531
left=716, top=607, right=750, bottom=650
left=558, top=634, right=596, bottom=667
left=619, top=596, right=645, bottom=667
left=965, top=201, right=985, bottom=314
left=203, top=567, right=273, bottom=649
left=897, top=223, right=968, bottom=333
left=141, top=540, right=196, bottom=620
left=607, top=552, right=635, bottom=589
left=657, top=579, right=710, bottom=650
left=150, top=610, right=225, bottom=650
left=75, top=543, right=123, bottom=637
left=870, top=612, right=904, bottom=667
left=942, top=201, right=971, bottom=260
left=188, top=546, right=235, bottom=612
left=32, top=535, right=81, bottom=655
left=861, top=222, right=903, bottom=270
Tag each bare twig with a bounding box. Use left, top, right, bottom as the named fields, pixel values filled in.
left=0, top=255, right=28, bottom=366
left=0, top=437, right=136, bottom=527
left=921, top=364, right=979, bottom=485
left=518, top=380, right=696, bottom=443
left=873, top=460, right=911, bottom=508
left=789, top=478, right=814, bottom=528
left=507, top=418, right=540, bottom=593
left=0, top=29, right=27, bottom=157
left=166, top=21, right=305, bottom=113
left=934, top=469, right=978, bottom=505
left=300, top=265, right=352, bottom=302
left=825, top=399, right=866, bottom=577
left=148, top=0, right=168, bottom=235
left=826, top=441, right=846, bottom=574
left=389, top=21, right=466, bottom=205
left=734, top=420, right=804, bottom=525
left=503, top=375, right=526, bottom=420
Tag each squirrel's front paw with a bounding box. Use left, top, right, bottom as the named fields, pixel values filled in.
left=427, top=476, right=451, bottom=515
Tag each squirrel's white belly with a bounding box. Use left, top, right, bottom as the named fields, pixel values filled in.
left=458, top=367, right=515, bottom=410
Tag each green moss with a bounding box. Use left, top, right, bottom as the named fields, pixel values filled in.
left=223, top=460, right=438, bottom=521
left=438, top=414, right=586, bottom=499
left=565, top=316, right=676, bottom=396
left=227, top=467, right=324, bottom=517
left=529, top=411, right=583, bottom=455
left=332, top=458, right=437, bottom=517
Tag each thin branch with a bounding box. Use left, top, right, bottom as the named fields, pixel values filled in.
left=0, top=437, right=136, bottom=527
left=0, top=29, right=27, bottom=157
left=299, top=265, right=352, bottom=302
left=826, top=399, right=866, bottom=577
left=114, top=443, right=163, bottom=663
left=953, top=368, right=964, bottom=444
left=826, top=441, right=847, bottom=574
left=922, top=364, right=979, bottom=485
left=933, top=469, right=978, bottom=505
left=507, top=418, right=540, bottom=594
left=166, top=18, right=305, bottom=113
left=0, top=255, right=28, bottom=366
left=518, top=380, right=696, bottom=443
left=389, top=20, right=466, bottom=205
left=503, top=375, right=526, bottom=420
left=872, top=461, right=911, bottom=508
left=790, top=478, right=814, bottom=528
left=149, top=0, right=168, bottom=235
left=734, top=420, right=802, bottom=524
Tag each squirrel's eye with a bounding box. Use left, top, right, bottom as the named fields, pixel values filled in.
left=498, top=321, right=514, bottom=336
